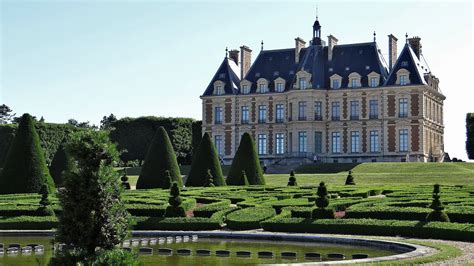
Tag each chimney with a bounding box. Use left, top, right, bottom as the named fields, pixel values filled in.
left=388, top=34, right=398, bottom=70
left=240, top=45, right=252, bottom=79
left=228, top=49, right=239, bottom=65
left=327, top=35, right=338, bottom=61
left=408, top=36, right=422, bottom=59
left=294, top=37, right=306, bottom=63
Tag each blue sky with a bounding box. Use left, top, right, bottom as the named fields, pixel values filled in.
left=1, top=0, right=472, bottom=160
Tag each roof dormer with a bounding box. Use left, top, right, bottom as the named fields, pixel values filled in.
left=348, top=72, right=361, bottom=88
left=213, top=80, right=225, bottom=95
left=256, top=78, right=269, bottom=93
left=330, top=74, right=342, bottom=89
left=274, top=77, right=286, bottom=92
left=396, top=68, right=411, bottom=86
left=295, top=70, right=312, bottom=90
left=367, top=71, right=381, bottom=87
left=240, top=80, right=252, bottom=94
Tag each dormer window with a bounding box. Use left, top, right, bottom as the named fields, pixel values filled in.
left=400, top=75, right=408, bottom=85
left=274, top=77, right=286, bottom=93
left=330, top=74, right=342, bottom=89
left=299, top=77, right=307, bottom=90
left=276, top=83, right=284, bottom=92
left=256, top=78, right=269, bottom=93
left=367, top=71, right=380, bottom=88
left=219, top=73, right=226, bottom=79
left=240, top=80, right=252, bottom=94
left=348, top=72, right=361, bottom=88
left=213, top=80, right=225, bottom=95
left=396, top=68, right=411, bottom=86
left=242, top=85, right=249, bottom=94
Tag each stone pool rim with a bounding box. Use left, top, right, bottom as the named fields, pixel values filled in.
left=0, top=230, right=430, bottom=264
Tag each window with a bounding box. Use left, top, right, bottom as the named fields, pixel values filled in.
left=369, top=100, right=378, bottom=119
left=214, top=107, right=222, bottom=124
left=242, top=85, right=250, bottom=94
left=299, top=77, right=307, bottom=90
left=331, top=102, right=340, bottom=121
left=351, top=79, right=358, bottom=88
left=399, top=129, right=408, bottom=152
left=276, top=83, right=284, bottom=92
left=219, top=73, right=225, bottom=78
left=400, top=75, right=408, bottom=85
left=298, top=101, right=307, bottom=121
left=399, top=98, right=408, bottom=118
left=258, top=134, right=267, bottom=155
left=241, top=106, right=249, bottom=124
left=276, top=104, right=284, bottom=123
left=314, top=101, right=322, bottom=120
left=332, top=132, right=341, bottom=153
left=332, top=79, right=340, bottom=89
left=276, top=133, right=285, bottom=155
left=314, top=131, right=322, bottom=153
left=350, top=101, right=359, bottom=120
left=370, top=77, right=378, bottom=87
left=298, top=131, right=307, bottom=153
left=370, top=130, right=379, bottom=153
left=259, top=83, right=268, bottom=93
left=351, top=131, right=360, bottom=153
left=258, top=105, right=267, bottom=123
left=215, top=86, right=224, bottom=95
left=214, top=135, right=223, bottom=155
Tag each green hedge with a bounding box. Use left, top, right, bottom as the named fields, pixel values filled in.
left=193, top=199, right=231, bottom=218
left=0, top=216, right=58, bottom=230
left=261, top=217, right=474, bottom=242
left=126, top=198, right=196, bottom=217
left=226, top=207, right=276, bottom=230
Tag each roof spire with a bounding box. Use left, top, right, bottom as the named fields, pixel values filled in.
left=405, top=33, right=408, bottom=43
left=225, top=47, right=228, bottom=57
left=316, top=4, right=318, bottom=20
left=373, top=31, right=376, bottom=42
left=261, top=40, right=264, bottom=51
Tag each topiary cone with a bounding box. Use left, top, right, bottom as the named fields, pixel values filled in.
left=287, top=170, right=297, bottom=186
left=227, top=133, right=265, bottom=185
left=345, top=170, right=355, bottom=185
left=186, top=132, right=225, bottom=187
left=136, top=127, right=182, bottom=189
left=49, top=142, right=72, bottom=187
left=426, top=184, right=450, bottom=222
left=0, top=114, right=55, bottom=194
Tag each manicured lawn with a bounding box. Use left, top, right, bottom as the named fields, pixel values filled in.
left=126, top=162, right=474, bottom=187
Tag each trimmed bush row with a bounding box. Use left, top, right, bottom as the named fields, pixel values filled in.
left=0, top=216, right=58, bottom=230
left=226, top=207, right=276, bottom=230
left=261, top=217, right=474, bottom=242
left=193, top=199, right=231, bottom=218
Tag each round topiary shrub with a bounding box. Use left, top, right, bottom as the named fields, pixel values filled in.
left=312, top=182, right=335, bottom=219
left=0, top=113, right=55, bottom=194
left=287, top=170, right=297, bottom=186
left=164, top=182, right=186, bottom=218
left=345, top=170, right=355, bottom=185
left=120, top=168, right=131, bottom=190
left=227, top=133, right=265, bottom=185
left=136, top=127, right=182, bottom=189
left=426, top=184, right=450, bottom=222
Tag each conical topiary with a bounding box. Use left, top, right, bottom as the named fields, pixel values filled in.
left=120, top=168, right=131, bottom=190
left=345, top=170, right=355, bottom=185
left=37, top=184, right=55, bottom=216
left=287, top=170, right=297, bottom=186
left=0, top=113, right=55, bottom=194
left=49, top=142, right=72, bottom=187
left=186, top=133, right=225, bottom=186
left=164, top=182, right=186, bottom=217
left=426, top=184, right=450, bottom=222
left=312, top=182, right=335, bottom=219
left=226, top=133, right=265, bottom=185
left=136, top=127, right=182, bottom=189
left=204, top=169, right=215, bottom=187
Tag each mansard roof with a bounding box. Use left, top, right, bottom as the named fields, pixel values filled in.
left=385, top=43, right=431, bottom=86
left=202, top=57, right=241, bottom=96
left=243, top=48, right=298, bottom=93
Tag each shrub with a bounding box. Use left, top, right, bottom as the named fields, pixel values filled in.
left=0, top=216, right=58, bottom=230
left=204, top=169, right=215, bottom=187
left=312, top=182, right=335, bottom=219
left=0, top=114, right=55, bottom=194
left=287, top=170, right=297, bottom=186
left=88, top=249, right=141, bottom=266
left=467, top=113, right=474, bottom=159
left=136, top=127, right=183, bottom=189
left=227, top=133, right=265, bottom=185
left=37, top=184, right=55, bottom=216
left=49, top=142, right=71, bottom=186
left=120, top=168, right=131, bottom=190
left=226, top=207, right=276, bottom=230
left=427, top=184, right=450, bottom=222
left=57, top=130, right=130, bottom=257
left=193, top=199, right=231, bottom=218
left=164, top=182, right=186, bottom=217
left=345, top=170, right=355, bottom=185
left=186, top=132, right=225, bottom=186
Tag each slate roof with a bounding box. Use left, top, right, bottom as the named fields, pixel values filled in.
left=202, top=57, right=241, bottom=96
left=385, top=43, right=431, bottom=86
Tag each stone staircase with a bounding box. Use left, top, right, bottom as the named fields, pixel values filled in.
left=265, top=158, right=313, bottom=174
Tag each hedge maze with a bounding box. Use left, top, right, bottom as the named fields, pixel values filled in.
left=1, top=182, right=473, bottom=241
